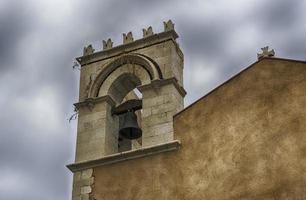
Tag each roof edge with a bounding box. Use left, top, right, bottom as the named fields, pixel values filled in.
left=174, top=56, right=306, bottom=118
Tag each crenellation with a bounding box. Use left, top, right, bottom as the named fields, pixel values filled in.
left=78, top=21, right=178, bottom=62
left=142, top=26, right=154, bottom=38
left=83, top=44, right=95, bottom=56
left=123, top=32, right=134, bottom=44
left=163, top=20, right=175, bottom=31
left=102, top=38, right=113, bottom=50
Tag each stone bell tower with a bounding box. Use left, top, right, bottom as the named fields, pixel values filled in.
left=67, top=20, right=185, bottom=200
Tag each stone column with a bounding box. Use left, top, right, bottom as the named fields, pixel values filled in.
left=139, top=79, right=185, bottom=147
left=75, top=96, right=118, bottom=163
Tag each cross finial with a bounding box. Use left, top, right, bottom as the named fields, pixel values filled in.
left=257, top=46, right=275, bottom=60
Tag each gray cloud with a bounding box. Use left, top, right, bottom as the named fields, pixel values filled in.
left=180, top=20, right=229, bottom=58
left=1, top=0, right=306, bottom=199
left=254, top=0, right=303, bottom=31
left=0, top=1, right=36, bottom=72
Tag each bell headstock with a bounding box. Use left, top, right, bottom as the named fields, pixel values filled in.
left=112, top=99, right=142, bottom=115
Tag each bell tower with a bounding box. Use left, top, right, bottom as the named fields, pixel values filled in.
left=67, top=20, right=185, bottom=200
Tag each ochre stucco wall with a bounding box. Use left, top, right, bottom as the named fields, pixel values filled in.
left=93, top=58, right=306, bottom=200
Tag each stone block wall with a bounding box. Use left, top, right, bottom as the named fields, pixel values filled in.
left=74, top=29, right=185, bottom=163
left=77, top=30, right=183, bottom=103
left=72, top=169, right=94, bottom=200
left=134, top=40, right=184, bottom=86
left=69, top=23, right=186, bottom=200
left=75, top=99, right=118, bottom=162
left=140, top=81, right=184, bottom=146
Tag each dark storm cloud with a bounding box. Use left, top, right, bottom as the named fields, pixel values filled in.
left=0, top=1, right=78, bottom=199
left=178, top=0, right=306, bottom=103
left=1, top=0, right=306, bottom=199
left=72, top=0, right=179, bottom=49
left=251, top=0, right=306, bottom=61
left=0, top=1, right=36, bottom=72
left=0, top=117, right=72, bottom=199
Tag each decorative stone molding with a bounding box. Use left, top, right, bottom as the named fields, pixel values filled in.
left=74, top=95, right=116, bottom=110
left=142, top=26, right=154, bottom=37
left=76, top=30, right=179, bottom=65
left=102, top=38, right=113, bottom=50
left=67, top=140, right=181, bottom=172
left=83, top=44, right=95, bottom=56
left=123, top=32, right=134, bottom=44
left=163, top=20, right=175, bottom=31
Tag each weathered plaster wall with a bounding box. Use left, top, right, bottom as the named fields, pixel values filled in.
left=93, top=58, right=306, bottom=199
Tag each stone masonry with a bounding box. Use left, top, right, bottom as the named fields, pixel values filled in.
left=69, top=20, right=186, bottom=200
left=74, top=20, right=185, bottom=163
left=72, top=168, right=94, bottom=200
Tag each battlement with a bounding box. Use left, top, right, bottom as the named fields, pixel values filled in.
left=76, top=20, right=183, bottom=65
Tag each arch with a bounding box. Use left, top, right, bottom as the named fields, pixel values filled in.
left=105, top=73, right=142, bottom=104
left=98, top=64, right=151, bottom=102
left=89, top=53, right=163, bottom=98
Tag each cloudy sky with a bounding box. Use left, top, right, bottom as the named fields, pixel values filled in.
left=0, top=0, right=305, bottom=199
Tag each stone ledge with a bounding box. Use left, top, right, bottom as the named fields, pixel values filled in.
left=67, top=140, right=181, bottom=172
left=74, top=95, right=116, bottom=110
left=138, top=77, right=187, bottom=97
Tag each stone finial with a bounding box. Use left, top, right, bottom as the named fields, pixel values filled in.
left=83, top=44, right=95, bottom=56
left=257, top=46, right=275, bottom=60
left=142, top=26, right=154, bottom=38
left=123, top=32, right=134, bottom=44
left=163, top=20, right=175, bottom=31
left=103, top=38, right=113, bottom=50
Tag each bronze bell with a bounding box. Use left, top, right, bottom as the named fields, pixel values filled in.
left=119, top=110, right=142, bottom=140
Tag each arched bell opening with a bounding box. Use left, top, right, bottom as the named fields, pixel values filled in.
left=108, top=73, right=142, bottom=104
left=89, top=53, right=162, bottom=99
left=107, top=73, right=144, bottom=152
